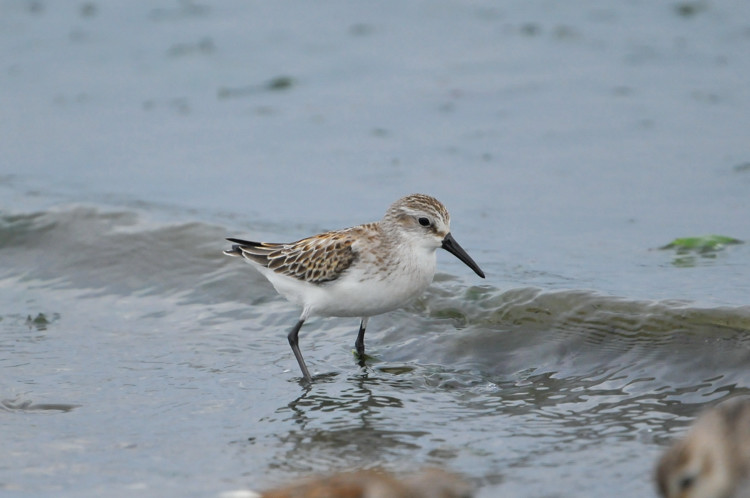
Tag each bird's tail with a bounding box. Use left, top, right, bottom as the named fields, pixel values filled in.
left=223, top=245, right=243, bottom=257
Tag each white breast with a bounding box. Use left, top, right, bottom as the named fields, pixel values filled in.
left=267, top=248, right=437, bottom=318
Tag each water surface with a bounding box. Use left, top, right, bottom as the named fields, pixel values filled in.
left=2, top=1, right=750, bottom=497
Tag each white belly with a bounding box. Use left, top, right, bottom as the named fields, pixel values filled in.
left=313, top=270, right=433, bottom=317
left=255, top=249, right=437, bottom=318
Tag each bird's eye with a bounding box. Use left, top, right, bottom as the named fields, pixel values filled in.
left=418, top=217, right=431, bottom=227
left=678, top=475, right=696, bottom=491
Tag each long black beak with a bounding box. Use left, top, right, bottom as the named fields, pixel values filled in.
left=441, top=233, right=485, bottom=278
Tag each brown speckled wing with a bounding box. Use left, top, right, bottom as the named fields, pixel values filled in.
left=226, top=229, right=359, bottom=284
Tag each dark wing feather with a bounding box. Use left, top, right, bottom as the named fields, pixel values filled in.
left=224, top=232, right=358, bottom=284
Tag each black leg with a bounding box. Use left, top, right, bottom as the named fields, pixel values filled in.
left=355, top=317, right=369, bottom=359
left=288, top=319, right=312, bottom=382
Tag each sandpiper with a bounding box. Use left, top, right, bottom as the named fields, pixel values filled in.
left=258, top=467, right=473, bottom=497
left=224, top=193, right=485, bottom=382
left=655, top=397, right=750, bottom=498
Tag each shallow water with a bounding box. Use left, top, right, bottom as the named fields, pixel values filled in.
left=2, top=1, right=750, bottom=497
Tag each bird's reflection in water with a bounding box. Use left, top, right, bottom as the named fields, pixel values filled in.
left=267, top=371, right=429, bottom=474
